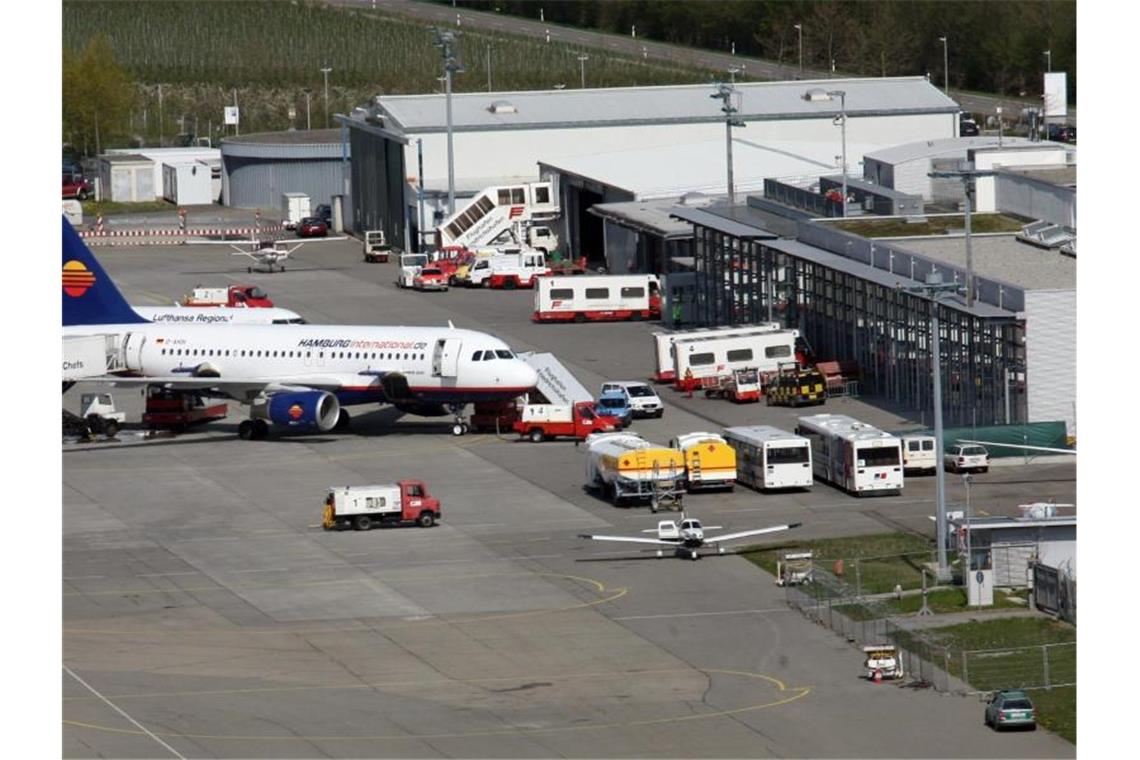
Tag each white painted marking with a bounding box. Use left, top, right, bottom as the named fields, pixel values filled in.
left=64, top=665, right=186, bottom=759
left=613, top=607, right=795, bottom=621
left=137, top=572, right=198, bottom=578
left=63, top=575, right=106, bottom=581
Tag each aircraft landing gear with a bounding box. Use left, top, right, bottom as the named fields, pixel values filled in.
left=690, top=550, right=700, bottom=561
left=239, top=419, right=269, bottom=441
left=717, top=546, right=726, bottom=555
left=656, top=549, right=664, bottom=559
left=448, top=404, right=469, bottom=436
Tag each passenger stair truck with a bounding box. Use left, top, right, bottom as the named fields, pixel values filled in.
left=321, top=480, right=441, bottom=531
left=533, top=274, right=662, bottom=322
left=651, top=323, right=781, bottom=383
left=584, top=431, right=686, bottom=511
left=668, top=432, right=737, bottom=491
left=435, top=181, right=560, bottom=253
left=505, top=351, right=621, bottom=441
left=673, top=329, right=798, bottom=393
left=795, top=414, right=904, bottom=496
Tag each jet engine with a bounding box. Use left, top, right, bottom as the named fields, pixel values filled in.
left=253, top=391, right=340, bottom=431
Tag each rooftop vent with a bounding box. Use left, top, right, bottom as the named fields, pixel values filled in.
left=489, top=100, right=518, bottom=114
left=802, top=88, right=832, bottom=102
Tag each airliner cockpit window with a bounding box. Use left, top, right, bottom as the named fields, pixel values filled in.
left=472, top=351, right=483, bottom=360
left=495, top=350, right=513, bottom=359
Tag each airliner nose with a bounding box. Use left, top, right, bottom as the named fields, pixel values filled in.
left=515, top=360, right=539, bottom=392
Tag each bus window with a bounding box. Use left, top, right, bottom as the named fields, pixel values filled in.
left=689, top=352, right=715, bottom=366
left=858, top=446, right=900, bottom=467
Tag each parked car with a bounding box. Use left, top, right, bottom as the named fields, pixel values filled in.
left=314, top=203, right=332, bottom=227
left=601, top=380, right=664, bottom=419
left=1046, top=123, right=1076, bottom=143
left=945, top=443, right=989, bottom=473
left=959, top=112, right=980, bottom=137
left=296, top=217, right=328, bottom=238
left=412, top=267, right=449, bottom=292
left=984, top=690, right=1036, bottom=731
left=596, top=389, right=633, bottom=428
left=63, top=172, right=92, bottom=200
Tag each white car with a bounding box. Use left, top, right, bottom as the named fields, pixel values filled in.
left=601, top=381, right=664, bottom=419
left=944, top=443, right=989, bottom=473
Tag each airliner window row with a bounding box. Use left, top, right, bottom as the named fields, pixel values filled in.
left=159, top=348, right=427, bottom=361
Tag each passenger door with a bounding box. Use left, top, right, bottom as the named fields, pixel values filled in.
left=433, top=338, right=462, bottom=378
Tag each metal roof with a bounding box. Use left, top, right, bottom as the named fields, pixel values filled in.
left=949, top=516, right=1076, bottom=530
left=864, top=136, right=1065, bottom=166
left=369, top=76, right=958, bottom=134
left=221, top=129, right=348, bottom=160
left=589, top=200, right=705, bottom=239
left=671, top=206, right=780, bottom=239
left=224, top=129, right=343, bottom=145
left=894, top=235, right=1075, bottom=291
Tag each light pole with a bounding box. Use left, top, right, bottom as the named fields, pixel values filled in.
left=728, top=66, right=741, bottom=84
left=711, top=83, right=746, bottom=206
left=435, top=29, right=464, bottom=216
left=303, top=88, right=312, bottom=131
left=320, top=66, right=333, bottom=128
left=1044, top=49, right=1052, bottom=72
left=995, top=105, right=1002, bottom=148
left=577, top=54, right=589, bottom=89
left=962, top=473, right=973, bottom=579
left=938, top=35, right=949, bottom=95
left=794, top=23, right=803, bottom=79
left=928, top=162, right=996, bottom=308
left=805, top=88, right=847, bottom=217
left=902, top=272, right=963, bottom=582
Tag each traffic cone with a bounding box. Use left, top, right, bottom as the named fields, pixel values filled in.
left=873, top=669, right=883, bottom=684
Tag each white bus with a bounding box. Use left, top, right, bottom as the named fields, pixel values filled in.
left=723, top=426, right=813, bottom=490
left=795, top=414, right=904, bottom=495
left=650, top=323, right=781, bottom=383
left=672, top=330, right=798, bottom=390
left=533, top=275, right=661, bottom=323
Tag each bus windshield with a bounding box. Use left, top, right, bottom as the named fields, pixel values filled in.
left=857, top=445, right=901, bottom=468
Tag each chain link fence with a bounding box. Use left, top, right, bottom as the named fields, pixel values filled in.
left=784, top=561, right=1074, bottom=694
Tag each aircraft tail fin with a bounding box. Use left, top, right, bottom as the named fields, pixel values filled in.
left=62, top=217, right=147, bottom=326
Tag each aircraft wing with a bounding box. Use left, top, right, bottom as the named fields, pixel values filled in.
left=703, top=522, right=802, bottom=546
left=85, top=372, right=386, bottom=402
left=578, top=534, right=680, bottom=547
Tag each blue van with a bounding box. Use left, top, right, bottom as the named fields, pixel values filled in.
left=596, top=389, right=633, bottom=428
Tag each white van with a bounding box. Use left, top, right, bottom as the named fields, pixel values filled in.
left=901, top=435, right=937, bottom=475
left=600, top=380, right=664, bottom=419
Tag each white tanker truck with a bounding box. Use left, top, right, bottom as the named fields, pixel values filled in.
left=583, top=432, right=686, bottom=511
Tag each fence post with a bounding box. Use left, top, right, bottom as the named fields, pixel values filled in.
left=855, top=559, right=862, bottom=599
left=961, top=651, right=969, bottom=689
left=944, top=649, right=951, bottom=687
left=1042, top=645, right=1051, bottom=689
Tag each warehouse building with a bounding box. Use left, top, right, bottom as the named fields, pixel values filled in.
left=341, top=76, right=958, bottom=251
left=220, top=130, right=349, bottom=219
left=671, top=195, right=1076, bottom=432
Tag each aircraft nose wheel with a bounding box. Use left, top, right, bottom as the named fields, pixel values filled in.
left=690, top=551, right=700, bottom=561
left=447, top=404, right=469, bottom=436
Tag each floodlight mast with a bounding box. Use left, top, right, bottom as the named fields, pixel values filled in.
left=928, top=162, right=996, bottom=308
left=435, top=29, right=464, bottom=216
left=710, top=83, right=745, bottom=206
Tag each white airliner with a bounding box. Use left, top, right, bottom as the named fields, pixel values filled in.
left=579, top=514, right=802, bottom=561
left=132, top=305, right=308, bottom=325
left=62, top=217, right=538, bottom=439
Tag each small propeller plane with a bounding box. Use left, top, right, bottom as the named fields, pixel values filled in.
left=229, top=239, right=304, bottom=273
left=579, top=514, right=801, bottom=561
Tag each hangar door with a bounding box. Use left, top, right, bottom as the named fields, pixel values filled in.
left=349, top=128, right=406, bottom=248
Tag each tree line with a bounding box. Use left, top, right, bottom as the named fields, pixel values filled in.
left=454, top=0, right=1076, bottom=101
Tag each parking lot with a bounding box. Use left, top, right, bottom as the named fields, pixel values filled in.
left=63, top=237, right=1075, bottom=758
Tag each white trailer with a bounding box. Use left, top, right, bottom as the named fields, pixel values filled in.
left=436, top=181, right=559, bottom=251
left=533, top=275, right=661, bottom=322
left=281, top=192, right=311, bottom=230
left=466, top=250, right=549, bottom=288
left=723, top=425, right=813, bottom=490
left=795, top=414, right=904, bottom=495
left=63, top=334, right=117, bottom=383
left=650, top=324, right=781, bottom=382
left=672, top=330, right=798, bottom=389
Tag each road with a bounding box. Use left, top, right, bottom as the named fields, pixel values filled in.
left=335, top=0, right=1073, bottom=124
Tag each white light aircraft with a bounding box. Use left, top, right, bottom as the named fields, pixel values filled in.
left=957, top=440, right=1076, bottom=456
left=62, top=217, right=538, bottom=439
left=579, top=514, right=801, bottom=561
left=229, top=239, right=304, bottom=273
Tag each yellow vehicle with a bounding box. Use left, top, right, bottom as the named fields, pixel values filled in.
left=668, top=431, right=737, bottom=491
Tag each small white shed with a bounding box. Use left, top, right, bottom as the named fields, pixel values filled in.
left=98, top=154, right=156, bottom=202
left=162, top=161, right=214, bottom=205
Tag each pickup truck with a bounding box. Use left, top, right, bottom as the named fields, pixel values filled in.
left=182, top=285, right=274, bottom=308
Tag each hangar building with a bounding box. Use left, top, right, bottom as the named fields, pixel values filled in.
left=220, top=129, right=349, bottom=218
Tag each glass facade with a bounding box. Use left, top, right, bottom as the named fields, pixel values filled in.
left=691, top=224, right=1027, bottom=427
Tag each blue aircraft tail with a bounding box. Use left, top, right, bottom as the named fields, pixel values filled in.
left=62, top=217, right=147, bottom=326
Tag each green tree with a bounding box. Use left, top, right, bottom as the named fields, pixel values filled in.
left=62, top=35, right=134, bottom=156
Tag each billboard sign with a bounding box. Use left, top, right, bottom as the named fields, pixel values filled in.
left=224, top=106, right=240, bottom=126
left=1043, top=72, right=1068, bottom=118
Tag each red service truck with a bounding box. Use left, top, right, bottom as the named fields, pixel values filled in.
left=322, top=480, right=441, bottom=531
left=512, top=401, right=621, bottom=442
left=182, top=285, right=274, bottom=308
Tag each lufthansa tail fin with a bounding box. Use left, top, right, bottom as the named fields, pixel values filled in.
left=62, top=217, right=147, bottom=326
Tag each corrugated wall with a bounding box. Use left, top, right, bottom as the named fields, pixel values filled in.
left=997, top=174, right=1076, bottom=228
left=224, top=157, right=345, bottom=212
left=1024, top=289, right=1076, bottom=435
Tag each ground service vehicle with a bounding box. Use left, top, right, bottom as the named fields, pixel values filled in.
left=512, top=401, right=619, bottom=442
left=703, top=367, right=761, bottom=402
left=945, top=443, right=990, bottom=473
left=533, top=275, right=661, bottom=322
left=765, top=363, right=827, bottom=407
left=297, top=217, right=328, bottom=238
left=142, top=387, right=228, bottom=432
left=723, top=426, right=813, bottom=490
left=601, top=381, right=664, bottom=418
left=182, top=285, right=274, bottom=308
left=546, top=254, right=589, bottom=275
left=650, top=324, right=781, bottom=383
left=795, top=414, right=903, bottom=495
left=363, top=230, right=391, bottom=263
left=435, top=181, right=559, bottom=251
left=584, top=432, right=686, bottom=510
left=322, top=481, right=440, bottom=531
left=596, top=390, right=632, bottom=428
left=63, top=172, right=92, bottom=200
left=902, top=435, right=937, bottom=474
left=673, top=330, right=798, bottom=391
left=281, top=192, right=311, bottom=230
left=314, top=203, right=332, bottom=228
left=413, top=267, right=449, bottom=291
left=79, top=393, right=125, bottom=437
left=984, top=690, right=1037, bottom=731
left=668, top=432, right=737, bottom=491
left=467, top=250, right=550, bottom=289
left=395, top=253, right=430, bottom=288
left=862, top=646, right=903, bottom=680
